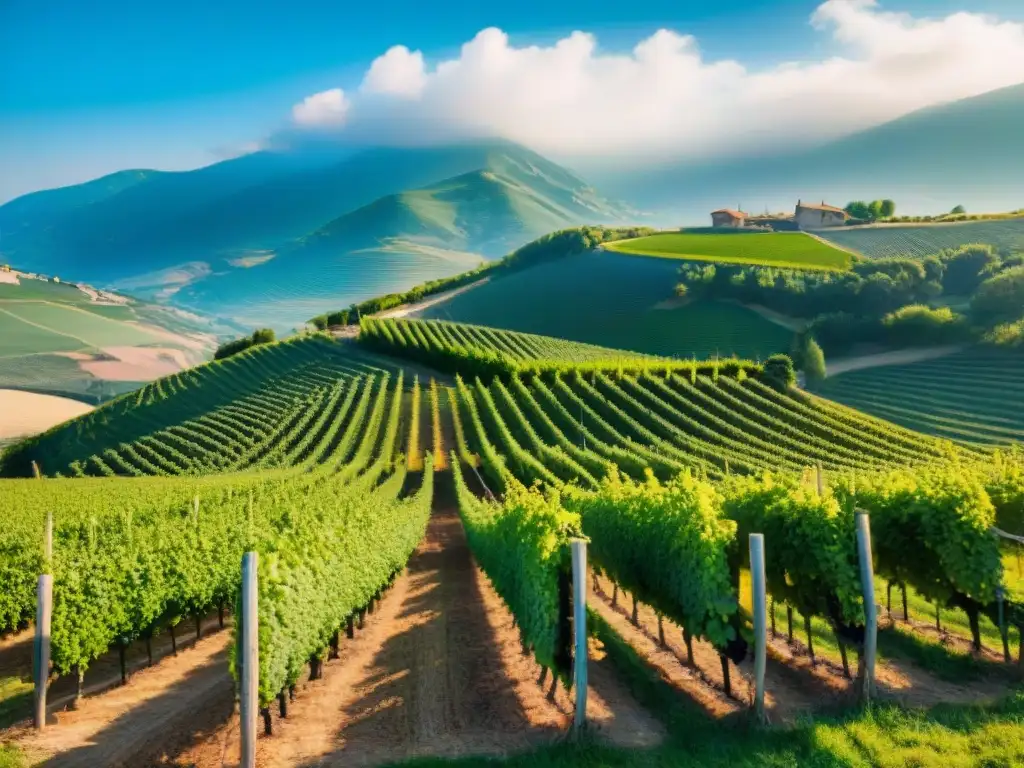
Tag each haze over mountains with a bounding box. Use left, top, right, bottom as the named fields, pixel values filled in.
left=599, top=83, right=1024, bottom=221
left=1, top=84, right=1021, bottom=329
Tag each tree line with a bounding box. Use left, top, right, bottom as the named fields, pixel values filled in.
left=676, top=243, right=1024, bottom=376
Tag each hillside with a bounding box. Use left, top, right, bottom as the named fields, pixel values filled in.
left=0, top=326, right=1021, bottom=768
left=415, top=248, right=791, bottom=360
left=0, top=141, right=630, bottom=328
left=174, top=162, right=627, bottom=327
left=0, top=270, right=232, bottom=404
left=604, top=83, right=1024, bottom=220
left=815, top=218, right=1024, bottom=260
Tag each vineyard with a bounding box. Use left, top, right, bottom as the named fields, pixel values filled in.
left=815, top=218, right=1024, bottom=259
left=814, top=348, right=1024, bottom=446
left=1, top=326, right=1023, bottom=767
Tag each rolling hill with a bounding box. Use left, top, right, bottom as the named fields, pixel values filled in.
left=602, top=83, right=1024, bottom=220
left=0, top=141, right=630, bottom=328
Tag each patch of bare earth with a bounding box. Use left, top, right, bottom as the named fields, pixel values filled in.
left=0, top=389, right=93, bottom=441
left=5, top=615, right=234, bottom=768
left=591, top=580, right=1013, bottom=729
left=827, top=345, right=966, bottom=377
left=178, top=502, right=660, bottom=768
left=78, top=347, right=191, bottom=380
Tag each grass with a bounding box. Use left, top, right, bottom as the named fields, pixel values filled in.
left=604, top=232, right=853, bottom=271
left=813, top=348, right=1024, bottom=445
left=815, top=218, right=1024, bottom=260
left=0, top=310, right=87, bottom=356
left=0, top=302, right=164, bottom=349
left=420, top=250, right=791, bottom=360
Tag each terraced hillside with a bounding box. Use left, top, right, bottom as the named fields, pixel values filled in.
left=417, top=249, right=791, bottom=359
left=2, top=322, right=1023, bottom=768
left=814, top=348, right=1024, bottom=446
left=815, top=218, right=1024, bottom=259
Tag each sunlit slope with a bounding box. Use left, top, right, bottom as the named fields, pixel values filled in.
left=418, top=249, right=790, bottom=359
left=816, top=219, right=1024, bottom=260
left=814, top=348, right=1024, bottom=446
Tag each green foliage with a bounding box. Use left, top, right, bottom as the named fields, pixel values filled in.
left=451, top=456, right=578, bottom=678
left=940, top=244, right=1001, bottom=295
left=951, top=205, right=967, bottom=215
left=803, top=337, right=827, bottom=383
left=761, top=354, right=796, bottom=390
left=721, top=474, right=863, bottom=632
left=972, top=265, right=1024, bottom=323
left=880, top=304, right=969, bottom=346
left=563, top=471, right=739, bottom=648
left=984, top=316, right=1024, bottom=348
left=358, top=316, right=762, bottom=381
left=214, top=328, right=277, bottom=360
left=845, top=199, right=896, bottom=222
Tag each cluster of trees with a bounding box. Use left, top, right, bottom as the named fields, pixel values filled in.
left=309, top=226, right=657, bottom=328
left=677, top=243, right=1024, bottom=372
left=214, top=328, right=276, bottom=360
left=843, top=199, right=896, bottom=222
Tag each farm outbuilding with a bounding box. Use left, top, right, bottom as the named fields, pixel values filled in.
left=795, top=201, right=849, bottom=229
left=711, top=209, right=747, bottom=228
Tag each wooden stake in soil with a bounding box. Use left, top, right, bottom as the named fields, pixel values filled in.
left=240, top=552, right=259, bottom=768
left=856, top=511, right=878, bottom=702
left=658, top=614, right=666, bottom=648
left=770, top=597, right=776, bottom=639
left=33, top=574, right=53, bottom=730
left=118, top=641, right=128, bottom=685
left=631, top=594, right=639, bottom=626
left=901, top=583, right=909, bottom=623
left=749, top=534, right=767, bottom=723
left=786, top=606, right=794, bottom=642
left=170, top=623, right=177, bottom=655
left=571, top=539, right=589, bottom=732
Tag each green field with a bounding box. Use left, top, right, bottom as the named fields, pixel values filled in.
left=604, top=231, right=853, bottom=270
left=0, top=276, right=218, bottom=399
left=419, top=250, right=791, bottom=360
left=816, top=218, right=1024, bottom=259
left=813, top=348, right=1024, bottom=445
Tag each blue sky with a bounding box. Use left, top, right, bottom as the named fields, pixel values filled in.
left=1, top=0, right=1022, bottom=203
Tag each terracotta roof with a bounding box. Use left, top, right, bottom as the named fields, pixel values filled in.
left=711, top=209, right=747, bottom=218
left=797, top=202, right=848, bottom=215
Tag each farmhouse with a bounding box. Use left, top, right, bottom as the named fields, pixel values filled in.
left=795, top=200, right=848, bottom=229
left=710, top=209, right=747, bottom=228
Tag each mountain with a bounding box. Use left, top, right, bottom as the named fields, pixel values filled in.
left=0, top=140, right=630, bottom=328
left=602, top=83, right=1024, bottom=221
left=175, top=153, right=629, bottom=327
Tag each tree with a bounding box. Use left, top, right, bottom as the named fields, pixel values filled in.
left=868, top=200, right=885, bottom=220
left=951, top=205, right=966, bottom=215
left=972, top=266, right=1024, bottom=322
left=803, top=337, right=828, bottom=384
left=845, top=201, right=871, bottom=220
left=940, top=244, right=1000, bottom=294
left=880, top=199, right=896, bottom=218
left=762, top=355, right=796, bottom=390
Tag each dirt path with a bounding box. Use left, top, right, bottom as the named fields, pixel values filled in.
left=174, top=497, right=659, bottom=767
left=826, top=345, right=967, bottom=377
left=10, top=630, right=234, bottom=767
left=378, top=279, right=491, bottom=320
left=591, top=580, right=1012, bottom=728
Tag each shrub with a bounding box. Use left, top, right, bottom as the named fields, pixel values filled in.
left=881, top=304, right=969, bottom=346
left=214, top=328, right=277, bottom=360
left=983, top=317, right=1024, bottom=348
left=762, top=354, right=795, bottom=390
left=972, top=265, right=1024, bottom=323
left=803, top=337, right=827, bottom=383
left=939, top=244, right=1000, bottom=294
left=310, top=315, right=329, bottom=331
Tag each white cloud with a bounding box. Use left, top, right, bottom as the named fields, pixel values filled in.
left=291, top=88, right=350, bottom=127
left=361, top=45, right=428, bottom=98
left=289, top=1, right=1024, bottom=161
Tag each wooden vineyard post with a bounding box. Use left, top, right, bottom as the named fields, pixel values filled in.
left=34, top=574, right=53, bottom=729
left=570, top=539, right=588, bottom=733
left=749, top=534, right=767, bottom=723
left=240, top=552, right=259, bottom=768
left=855, top=511, right=877, bottom=703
